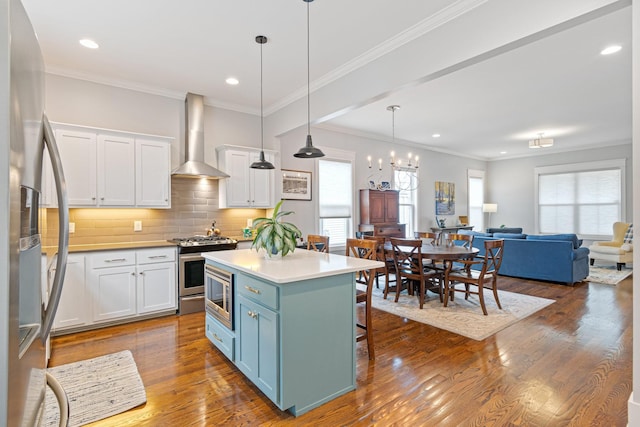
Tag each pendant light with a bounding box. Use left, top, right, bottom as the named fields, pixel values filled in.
left=250, top=35, right=275, bottom=169
left=294, top=0, right=325, bottom=159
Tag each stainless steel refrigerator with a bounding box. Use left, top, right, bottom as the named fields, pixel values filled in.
left=1, top=0, right=70, bottom=425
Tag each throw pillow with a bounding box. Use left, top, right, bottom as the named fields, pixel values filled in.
left=624, top=223, right=633, bottom=243
left=493, top=233, right=526, bottom=239
left=486, top=227, right=523, bottom=234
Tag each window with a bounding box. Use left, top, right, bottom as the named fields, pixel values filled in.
left=535, top=160, right=625, bottom=237
left=394, top=169, right=417, bottom=237
left=318, top=158, right=353, bottom=248
left=467, top=169, right=485, bottom=231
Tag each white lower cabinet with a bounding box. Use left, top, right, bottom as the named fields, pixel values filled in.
left=137, top=258, right=176, bottom=314
left=52, top=254, right=88, bottom=331
left=51, top=247, right=177, bottom=334
left=89, top=264, right=138, bottom=323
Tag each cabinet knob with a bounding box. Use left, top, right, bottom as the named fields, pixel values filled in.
left=248, top=310, right=258, bottom=319
left=139, top=272, right=144, bottom=275
left=100, top=197, right=105, bottom=201
left=92, top=197, right=96, bottom=201
left=131, top=272, right=136, bottom=276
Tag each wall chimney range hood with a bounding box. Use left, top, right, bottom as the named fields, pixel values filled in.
left=171, top=93, right=229, bottom=179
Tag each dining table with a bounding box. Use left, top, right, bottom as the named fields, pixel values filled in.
left=384, top=240, right=480, bottom=299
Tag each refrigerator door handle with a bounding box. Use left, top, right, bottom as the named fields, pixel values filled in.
left=41, top=115, right=70, bottom=340
left=46, top=372, right=70, bottom=427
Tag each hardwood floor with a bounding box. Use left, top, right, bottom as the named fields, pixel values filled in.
left=49, top=275, right=633, bottom=426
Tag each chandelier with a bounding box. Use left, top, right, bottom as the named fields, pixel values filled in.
left=528, top=132, right=554, bottom=149
left=365, top=105, right=419, bottom=192
left=388, top=105, right=418, bottom=171
left=367, top=105, right=419, bottom=172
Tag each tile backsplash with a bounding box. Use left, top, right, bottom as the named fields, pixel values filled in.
left=42, top=177, right=266, bottom=246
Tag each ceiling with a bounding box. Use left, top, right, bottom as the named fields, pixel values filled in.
left=22, top=0, right=632, bottom=161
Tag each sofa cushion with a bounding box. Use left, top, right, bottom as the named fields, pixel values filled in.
left=526, top=233, right=581, bottom=249
left=487, top=227, right=523, bottom=234
left=492, top=233, right=526, bottom=239
left=460, top=230, right=492, bottom=237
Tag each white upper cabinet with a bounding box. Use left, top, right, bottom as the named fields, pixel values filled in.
left=56, top=128, right=97, bottom=206
left=98, top=133, right=135, bottom=206
left=40, top=147, right=57, bottom=208
left=217, top=145, right=276, bottom=208
left=51, top=123, right=172, bottom=208
left=135, top=138, right=171, bottom=207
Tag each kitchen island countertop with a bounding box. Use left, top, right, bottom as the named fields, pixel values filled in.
left=201, top=248, right=383, bottom=284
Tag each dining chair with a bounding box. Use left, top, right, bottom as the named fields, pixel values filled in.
left=414, top=231, right=440, bottom=246
left=442, top=232, right=474, bottom=272
left=444, top=239, right=504, bottom=315
left=441, top=232, right=474, bottom=249
left=345, top=238, right=377, bottom=359
left=414, top=231, right=444, bottom=271
left=363, top=235, right=394, bottom=294
left=307, top=234, right=329, bottom=253
left=389, top=237, right=441, bottom=309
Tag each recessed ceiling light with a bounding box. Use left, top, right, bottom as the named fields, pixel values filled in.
left=432, top=133, right=441, bottom=138
left=601, top=45, right=622, bottom=55
left=225, top=77, right=239, bottom=85
left=79, top=38, right=99, bottom=49
left=500, top=151, right=507, bottom=154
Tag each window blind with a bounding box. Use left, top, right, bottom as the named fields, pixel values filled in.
left=537, top=166, right=622, bottom=236
left=318, top=160, right=352, bottom=218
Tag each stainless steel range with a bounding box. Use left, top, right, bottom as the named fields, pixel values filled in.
left=169, top=235, right=237, bottom=314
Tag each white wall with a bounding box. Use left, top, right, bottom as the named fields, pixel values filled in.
left=44, top=74, right=634, bottom=242
left=487, top=143, right=633, bottom=234
left=44, top=74, right=264, bottom=170
left=277, top=125, right=487, bottom=237
left=629, top=0, right=639, bottom=424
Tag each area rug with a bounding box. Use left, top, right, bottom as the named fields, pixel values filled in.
left=586, top=266, right=633, bottom=285
left=371, top=286, right=554, bottom=341
left=44, top=350, right=146, bottom=427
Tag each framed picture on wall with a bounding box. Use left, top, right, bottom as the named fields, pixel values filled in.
left=281, top=169, right=312, bottom=201
left=435, top=181, right=455, bottom=215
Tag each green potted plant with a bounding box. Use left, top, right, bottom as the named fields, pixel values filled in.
left=252, top=200, right=302, bottom=257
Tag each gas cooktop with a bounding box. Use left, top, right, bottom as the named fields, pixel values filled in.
left=169, top=235, right=237, bottom=247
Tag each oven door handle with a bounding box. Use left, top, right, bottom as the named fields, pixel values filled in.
left=180, top=254, right=205, bottom=262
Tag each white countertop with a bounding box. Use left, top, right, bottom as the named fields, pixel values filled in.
left=202, top=248, right=384, bottom=284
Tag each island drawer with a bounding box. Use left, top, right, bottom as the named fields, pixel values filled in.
left=237, top=275, right=278, bottom=310
left=206, top=313, right=235, bottom=361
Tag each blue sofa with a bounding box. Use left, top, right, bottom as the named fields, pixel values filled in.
left=458, top=230, right=590, bottom=285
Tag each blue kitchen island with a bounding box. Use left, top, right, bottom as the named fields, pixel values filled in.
left=202, top=248, right=383, bottom=416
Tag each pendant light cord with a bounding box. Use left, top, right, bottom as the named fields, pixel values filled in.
left=392, top=107, right=395, bottom=144
left=260, top=40, right=264, bottom=150
left=307, top=0, right=311, bottom=136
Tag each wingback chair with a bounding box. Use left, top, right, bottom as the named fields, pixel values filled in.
left=589, top=222, right=633, bottom=271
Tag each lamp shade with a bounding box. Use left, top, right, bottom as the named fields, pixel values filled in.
left=482, top=203, right=498, bottom=213
left=294, top=134, right=325, bottom=158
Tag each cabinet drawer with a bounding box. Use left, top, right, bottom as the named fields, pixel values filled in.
left=89, top=251, right=135, bottom=268
left=374, top=223, right=406, bottom=238
left=206, top=313, right=235, bottom=361
left=137, top=247, right=176, bottom=264
left=237, top=275, right=278, bottom=310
